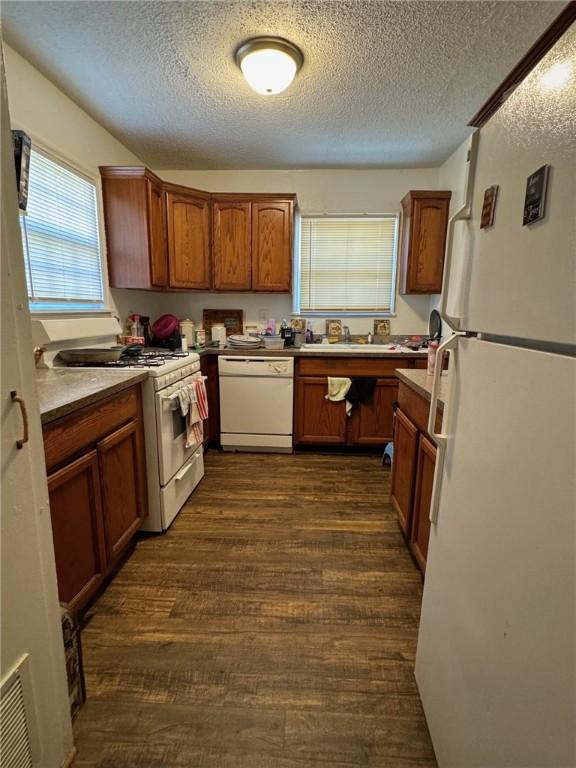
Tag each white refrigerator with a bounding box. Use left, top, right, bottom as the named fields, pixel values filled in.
left=415, top=22, right=576, bottom=768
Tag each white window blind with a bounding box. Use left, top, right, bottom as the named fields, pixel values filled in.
left=297, top=215, right=399, bottom=314
left=19, top=148, right=105, bottom=312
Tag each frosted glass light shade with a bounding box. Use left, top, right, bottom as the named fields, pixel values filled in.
left=235, top=38, right=303, bottom=96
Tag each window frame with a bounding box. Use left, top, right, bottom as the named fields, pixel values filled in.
left=18, top=141, right=111, bottom=316
left=292, top=212, right=400, bottom=317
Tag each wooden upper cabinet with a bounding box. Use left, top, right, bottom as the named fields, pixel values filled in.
left=165, top=186, right=211, bottom=290
left=399, top=191, right=451, bottom=294
left=101, top=167, right=296, bottom=293
left=100, top=167, right=167, bottom=289
left=212, top=198, right=252, bottom=290
left=252, top=199, right=293, bottom=292
left=147, top=178, right=168, bottom=287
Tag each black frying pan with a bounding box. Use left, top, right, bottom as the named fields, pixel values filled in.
left=58, top=343, right=144, bottom=364
left=429, top=310, right=442, bottom=341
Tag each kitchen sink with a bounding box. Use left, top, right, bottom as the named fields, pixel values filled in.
left=299, top=343, right=418, bottom=353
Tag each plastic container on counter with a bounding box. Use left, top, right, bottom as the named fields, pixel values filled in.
left=211, top=323, right=227, bottom=346
left=262, top=335, right=284, bottom=350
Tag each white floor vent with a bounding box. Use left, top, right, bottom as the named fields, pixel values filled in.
left=1, top=656, right=36, bottom=768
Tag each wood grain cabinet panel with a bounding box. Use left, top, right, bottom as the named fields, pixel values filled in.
left=101, top=167, right=297, bottom=294
left=200, top=354, right=220, bottom=445
left=410, top=435, right=437, bottom=573
left=389, top=408, right=419, bottom=537
left=47, top=450, right=107, bottom=614
left=348, top=379, right=399, bottom=446
left=295, top=377, right=347, bottom=444
left=166, top=189, right=211, bottom=289
left=44, top=385, right=146, bottom=615
left=212, top=199, right=252, bottom=290
left=100, top=167, right=167, bottom=290
left=399, top=191, right=451, bottom=294
left=252, top=200, right=292, bottom=292
left=147, top=178, right=168, bottom=287
left=98, top=420, right=146, bottom=563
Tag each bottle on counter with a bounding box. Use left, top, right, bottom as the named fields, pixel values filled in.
left=180, top=319, right=195, bottom=347
left=194, top=327, right=206, bottom=348
left=427, top=341, right=439, bottom=376
left=305, top=321, right=314, bottom=344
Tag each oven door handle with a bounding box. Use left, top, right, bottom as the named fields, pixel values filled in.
left=161, top=375, right=208, bottom=403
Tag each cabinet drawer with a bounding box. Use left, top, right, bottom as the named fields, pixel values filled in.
left=397, top=382, right=442, bottom=436
left=297, top=357, right=418, bottom=377
left=44, top=387, right=139, bottom=471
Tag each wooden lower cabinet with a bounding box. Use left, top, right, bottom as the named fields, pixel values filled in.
left=98, top=420, right=146, bottom=563
left=348, top=379, right=398, bottom=446
left=390, top=408, right=419, bottom=536
left=390, top=380, right=440, bottom=574
left=294, top=358, right=425, bottom=448
left=410, top=435, right=437, bottom=572
left=200, top=354, right=220, bottom=445
left=47, top=451, right=107, bottom=614
left=295, top=377, right=347, bottom=444
left=44, top=385, right=147, bottom=614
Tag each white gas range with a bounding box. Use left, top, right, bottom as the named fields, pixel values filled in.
left=57, top=349, right=205, bottom=531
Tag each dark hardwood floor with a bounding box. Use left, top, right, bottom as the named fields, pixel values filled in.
left=73, top=451, right=436, bottom=767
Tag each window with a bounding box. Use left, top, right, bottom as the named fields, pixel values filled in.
left=20, top=148, right=106, bottom=312
left=294, top=214, right=399, bottom=315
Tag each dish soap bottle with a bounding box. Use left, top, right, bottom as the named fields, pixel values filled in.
left=427, top=341, right=439, bottom=376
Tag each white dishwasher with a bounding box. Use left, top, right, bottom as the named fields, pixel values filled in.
left=218, top=356, right=294, bottom=452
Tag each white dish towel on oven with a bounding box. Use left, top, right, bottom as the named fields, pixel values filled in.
left=177, top=383, right=203, bottom=448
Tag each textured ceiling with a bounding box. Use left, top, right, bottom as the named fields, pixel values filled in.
left=1, top=1, right=565, bottom=169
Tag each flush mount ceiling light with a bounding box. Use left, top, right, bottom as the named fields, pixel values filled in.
left=235, top=37, right=303, bottom=96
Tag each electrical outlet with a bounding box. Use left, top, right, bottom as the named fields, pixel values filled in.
left=258, top=309, right=268, bottom=322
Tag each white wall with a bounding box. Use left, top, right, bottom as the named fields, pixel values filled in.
left=432, top=137, right=472, bottom=318
left=4, top=43, right=144, bottom=344
left=5, top=42, right=469, bottom=341
left=151, top=169, right=440, bottom=335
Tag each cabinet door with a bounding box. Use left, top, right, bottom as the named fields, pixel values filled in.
left=389, top=408, right=419, bottom=536
left=166, top=190, right=211, bottom=289
left=295, top=377, right=347, bottom=444
left=147, top=178, right=168, bottom=287
left=252, top=200, right=292, bottom=292
left=47, top=450, right=107, bottom=614
left=200, top=354, right=220, bottom=444
left=213, top=199, right=251, bottom=290
left=100, top=172, right=156, bottom=290
left=407, top=196, right=450, bottom=293
left=410, top=435, right=437, bottom=573
left=98, top=420, right=146, bottom=563
left=348, top=379, right=398, bottom=446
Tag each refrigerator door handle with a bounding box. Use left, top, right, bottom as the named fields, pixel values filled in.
left=427, top=332, right=463, bottom=524
left=440, top=131, right=479, bottom=334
